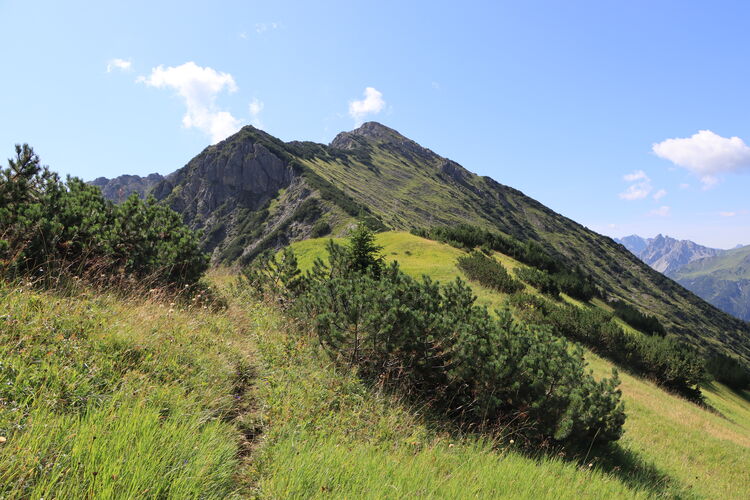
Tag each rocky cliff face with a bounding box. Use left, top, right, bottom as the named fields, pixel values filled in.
left=150, top=127, right=338, bottom=263
left=154, top=140, right=294, bottom=219
left=90, top=173, right=164, bottom=203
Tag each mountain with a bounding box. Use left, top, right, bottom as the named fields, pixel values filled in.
left=103, top=121, right=750, bottom=363
left=615, top=234, right=725, bottom=274
left=90, top=173, right=164, bottom=203
left=616, top=235, right=649, bottom=256
left=671, top=245, right=750, bottom=321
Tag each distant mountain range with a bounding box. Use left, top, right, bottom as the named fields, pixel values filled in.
left=615, top=234, right=725, bottom=275
left=616, top=234, right=749, bottom=321
left=87, top=121, right=750, bottom=364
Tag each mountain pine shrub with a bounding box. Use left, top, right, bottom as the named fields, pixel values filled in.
left=456, top=250, right=523, bottom=294
left=610, top=299, right=666, bottom=336
left=0, top=144, right=208, bottom=287
left=515, top=266, right=561, bottom=297
left=504, top=292, right=706, bottom=399
left=245, top=227, right=626, bottom=443
left=706, top=353, right=750, bottom=390
left=415, top=224, right=598, bottom=301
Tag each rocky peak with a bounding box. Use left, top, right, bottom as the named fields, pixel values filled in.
left=332, top=122, right=408, bottom=147
left=618, top=233, right=725, bottom=275
left=89, top=173, right=165, bottom=203
left=330, top=121, right=440, bottom=167
left=348, top=121, right=405, bottom=141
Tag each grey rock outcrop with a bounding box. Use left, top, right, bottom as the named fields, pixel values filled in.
left=90, top=173, right=164, bottom=203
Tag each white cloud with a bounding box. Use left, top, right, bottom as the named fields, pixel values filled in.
left=652, top=130, right=750, bottom=188
left=107, top=58, right=132, bottom=73
left=652, top=189, right=667, bottom=200
left=623, top=170, right=648, bottom=182
left=249, top=98, right=264, bottom=128
left=649, top=206, right=671, bottom=217
left=679, top=183, right=690, bottom=189
left=348, top=87, right=386, bottom=124
left=719, top=211, right=737, bottom=217
left=138, top=62, right=240, bottom=143
left=619, top=170, right=653, bottom=200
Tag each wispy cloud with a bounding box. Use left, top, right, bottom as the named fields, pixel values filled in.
left=719, top=211, right=737, bottom=217
left=652, top=189, right=667, bottom=200
left=138, top=62, right=240, bottom=143
left=653, top=130, right=750, bottom=188
left=107, top=58, right=132, bottom=73
left=623, top=170, right=648, bottom=182
left=348, top=87, right=386, bottom=125
left=619, top=170, right=652, bottom=200
left=649, top=206, right=671, bottom=217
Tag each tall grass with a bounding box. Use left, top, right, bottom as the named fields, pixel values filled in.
left=0, top=281, right=253, bottom=498
left=2, top=256, right=749, bottom=498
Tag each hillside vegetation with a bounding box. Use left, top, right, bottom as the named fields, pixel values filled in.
left=5, top=138, right=750, bottom=498
left=671, top=245, right=750, bottom=321
left=2, top=235, right=749, bottom=497
left=285, top=230, right=750, bottom=498
left=124, top=122, right=750, bottom=366
left=0, top=280, right=666, bottom=499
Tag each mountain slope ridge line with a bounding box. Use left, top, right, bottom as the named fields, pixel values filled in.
left=92, top=121, right=750, bottom=364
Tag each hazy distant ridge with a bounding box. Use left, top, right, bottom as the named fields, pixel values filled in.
left=615, top=234, right=724, bottom=274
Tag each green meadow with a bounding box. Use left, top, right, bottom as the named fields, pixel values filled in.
left=0, top=231, right=747, bottom=498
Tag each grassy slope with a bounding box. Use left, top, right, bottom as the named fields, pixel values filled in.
left=2, top=233, right=748, bottom=498
left=0, top=283, right=257, bottom=498
left=670, top=245, right=750, bottom=321
left=0, top=280, right=660, bottom=499
left=289, top=231, right=750, bottom=499
left=250, top=296, right=657, bottom=499
left=674, top=245, right=750, bottom=280
left=294, top=130, right=750, bottom=364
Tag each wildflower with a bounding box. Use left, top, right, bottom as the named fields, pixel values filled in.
left=509, top=439, right=514, bottom=444
left=0, top=436, right=6, bottom=444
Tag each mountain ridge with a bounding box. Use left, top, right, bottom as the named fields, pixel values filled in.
left=91, top=121, right=750, bottom=364
left=615, top=234, right=725, bottom=274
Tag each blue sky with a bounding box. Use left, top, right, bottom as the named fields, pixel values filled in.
left=2, top=0, right=749, bottom=248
